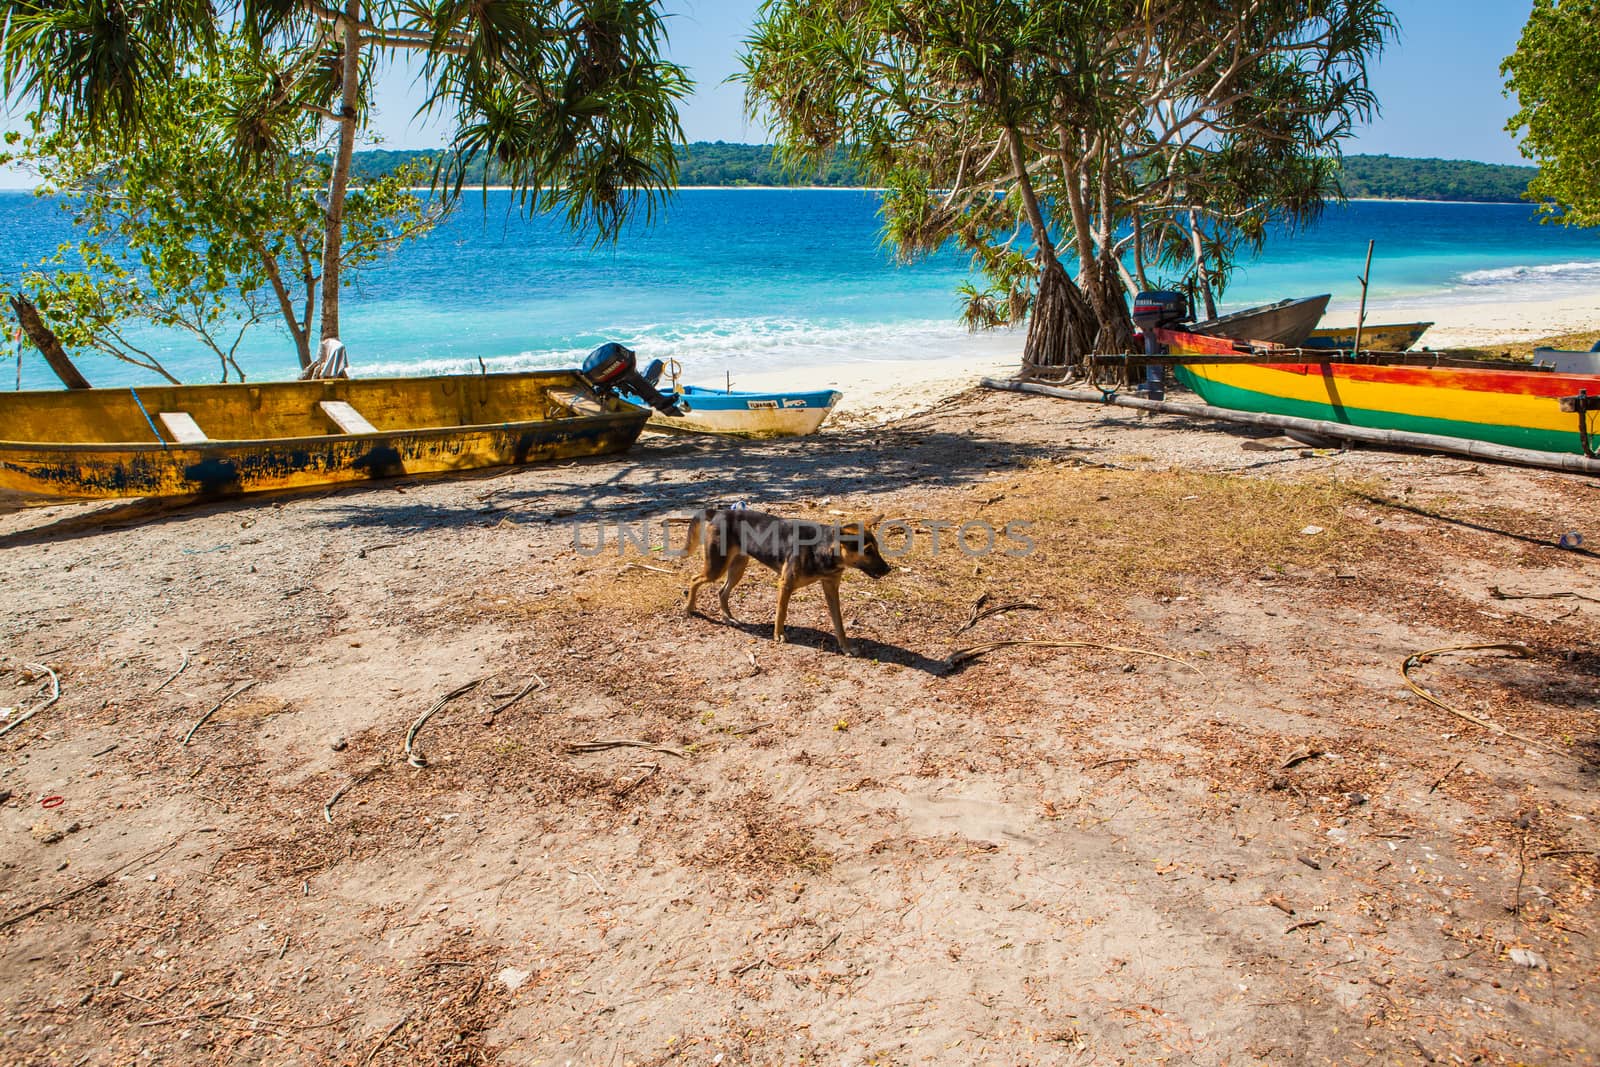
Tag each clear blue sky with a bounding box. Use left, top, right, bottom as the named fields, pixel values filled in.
left=1, top=0, right=1540, bottom=186
left=365, top=0, right=1537, bottom=165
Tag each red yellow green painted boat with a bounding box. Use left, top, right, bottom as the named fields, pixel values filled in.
left=1172, top=357, right=1598, bottom=455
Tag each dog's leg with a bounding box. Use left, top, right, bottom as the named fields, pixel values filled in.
left=684, top=573, right=711, bottom=618
left=685, top=538, right=732, bottom=619
left=718, top=554, right=749, bottom=623
left=773, top=565, right=796, bottom=644
left=821, top=577, right=855, bottom=656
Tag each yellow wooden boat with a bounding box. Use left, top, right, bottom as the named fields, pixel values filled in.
left=1303, top=321, right=1433, bottom=352
left=0, top=371, right=648, bottom=509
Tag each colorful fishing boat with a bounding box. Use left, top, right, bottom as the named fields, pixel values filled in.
left=1189, top=295, right=1331, bottom=347
left=633, top=383, right=843, bottom=437
left=1304, top=321, right=1434, bottom=352
left=0, top=370, right=649, bottom=509
left=1161, top=329, right=1600, bottom=456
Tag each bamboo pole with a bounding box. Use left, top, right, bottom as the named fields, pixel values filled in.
left=1352, top=239, right=1375, bottom=356
left=1083, top=351, right=1539, bottom=370
left=980, top=377, right=1600, bottom=476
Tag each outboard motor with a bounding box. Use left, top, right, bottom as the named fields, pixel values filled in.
left=580, top=342, right=684, bottom=416
left=1129, top=290, right=1190, bottom=401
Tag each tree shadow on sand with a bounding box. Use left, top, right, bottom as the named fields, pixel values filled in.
left=306, top=424, right=1082, bottom=535
left=0, top=421, right=1086, bottom=547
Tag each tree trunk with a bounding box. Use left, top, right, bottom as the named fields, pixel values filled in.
left=1189, top=209, right=1218, bottom=320
left=1008, top=129, right=1095, bottom=376
left=253, top=238, right=311, bottom=368
left=319, top=0, right=363, bottom=344
left=1092, top=253, right=1135, bottom=354
left=1091, top=163, right=1135, bottom=355
left=9, top=295, right=91, bottom=389
left=1132, top=208, right=1148, bottom=291
left=1022, top=260, right=1097, bottom=377
left=1055, top=139, right=1131, bottom=360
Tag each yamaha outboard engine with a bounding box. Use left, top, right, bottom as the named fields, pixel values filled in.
left=580, top=342, right=684, bottom=416
left=1129, top=291, right=1190, bottom=401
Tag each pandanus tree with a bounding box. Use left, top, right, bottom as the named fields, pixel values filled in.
left=741, top=0, right=1394, bottom=376
left=0, top=0, right=690, bottom=349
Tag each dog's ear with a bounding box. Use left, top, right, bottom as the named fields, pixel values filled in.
left=864, top=513, right=885, bottom=530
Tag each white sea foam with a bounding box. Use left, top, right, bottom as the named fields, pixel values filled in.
left=356, top=316, right=1020, bottom=380
left=1457, top=260, right=1600, bottom=286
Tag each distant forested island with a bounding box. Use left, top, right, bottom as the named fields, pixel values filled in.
left=352, top=145, right=1537, bottom=204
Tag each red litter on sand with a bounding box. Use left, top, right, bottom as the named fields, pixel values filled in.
left=40, top=795, right=64, bottom=809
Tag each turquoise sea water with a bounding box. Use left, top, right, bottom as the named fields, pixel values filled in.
left=3, top=189, right=1600, bottom=389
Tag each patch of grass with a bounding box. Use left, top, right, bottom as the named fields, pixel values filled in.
left=909, top=467, right=1376, bottom=601
left=1450, top=328, right=1599, bottom=363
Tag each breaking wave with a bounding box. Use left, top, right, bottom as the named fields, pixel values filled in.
left=1457, top=260, right=1600, bottom=287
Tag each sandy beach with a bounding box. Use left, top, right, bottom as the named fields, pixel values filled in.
left=2, top=297, right=1598, bottom=1064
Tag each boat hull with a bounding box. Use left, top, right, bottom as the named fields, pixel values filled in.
left=1304, top=322, right=1433, bottom=352
left=0, top=372, right=649, bottom=508
left=1173, top=361, right=1597, bottom=455
left=1190, top=295, right=1331, bottom=347
left=643, top=385, right=842, bottom=437
left=1535, top=347, right=1600, bottom=376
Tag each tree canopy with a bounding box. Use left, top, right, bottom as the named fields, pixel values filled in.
left=1, top=0, right=690, bottom=354
left=1503, top=0, right=1600, bottom=227
left=742, top=0, right=1395, bottom=372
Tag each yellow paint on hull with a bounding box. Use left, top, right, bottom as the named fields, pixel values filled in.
left=1179, top=363, right=1576, bottom=437
left=0, top=371, right=648, bottom=508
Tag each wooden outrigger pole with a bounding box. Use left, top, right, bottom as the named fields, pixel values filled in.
left=981, top=377, right=1600, bottom=476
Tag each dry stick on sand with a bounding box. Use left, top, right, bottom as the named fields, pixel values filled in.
left=483, top=673, right=547, bottom=722
left=953, top=592, right=1044, bottom=636
left=151, top=650, right=189, bottom=695
left=181, top=680, right=257, bottom=746
left=566, top=738, right=690, bottom=759
left=615, top=761, right=660, bottom=796
left=324, top=767, right=383, bottom=824
left=362, top=1013, right=411, bottom=1066
left=1429, top=757, right=1465, bottom=794
left=1399, top=644, right=1584, bottom=764
left=1513, top=813, right=1533, bottom=924
left=0, top=836, right=184, bottom=929
left=619, top=562, right=675, bottom=576
left=949, top=640, right=1207, bottom=680
left=1490, top=585, right=1600, bottom=605
left=404, top=678, right=483, bottom=768
left=0, top=663, right=59, bottom=740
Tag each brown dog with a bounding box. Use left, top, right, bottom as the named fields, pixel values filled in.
left=682, top=507, right=891, bottom=655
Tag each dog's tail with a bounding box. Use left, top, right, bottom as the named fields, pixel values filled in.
left=662, top=508, right=713, bottom=558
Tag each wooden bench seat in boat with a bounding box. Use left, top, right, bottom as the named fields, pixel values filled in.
left=545, top=386, right=607, bottom=416
left=319, top=400, right=379, bottom=435
left=158, top=412, right=208, bottom=444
